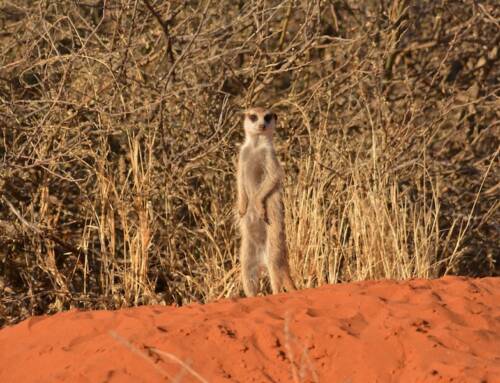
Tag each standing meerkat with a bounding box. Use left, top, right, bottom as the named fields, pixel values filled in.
left=236, top=106, right=296, bottom=297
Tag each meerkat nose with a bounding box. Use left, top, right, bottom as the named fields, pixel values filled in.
left=258, top=123, right=266, bottom=131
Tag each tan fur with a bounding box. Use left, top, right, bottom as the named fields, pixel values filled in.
left=236, top=107, right=296, bottom=297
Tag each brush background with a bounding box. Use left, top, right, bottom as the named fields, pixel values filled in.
left=0, top=0, right=498, bottom=326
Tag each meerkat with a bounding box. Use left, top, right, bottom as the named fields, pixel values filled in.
left=236, top=106, right=296, bottom=297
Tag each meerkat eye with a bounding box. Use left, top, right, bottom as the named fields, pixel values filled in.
left=264, top=114, right=273, bottom=123
left=248, top=114, right=258, bottom=122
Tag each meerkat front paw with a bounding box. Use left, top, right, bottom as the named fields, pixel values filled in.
left=255, top=201, right=268, bottom=223
left=238, top=204, right=247, bottom=217
left=238, top=195, right=248, bottom=217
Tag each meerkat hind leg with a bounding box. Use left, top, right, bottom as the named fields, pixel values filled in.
left=267, top=260, right=296, bottom=293
left=265, top=238, right=295, bottom=294
left=282, top=267, right=296, bottom=292
left=240, top=235, right=261, bottom=297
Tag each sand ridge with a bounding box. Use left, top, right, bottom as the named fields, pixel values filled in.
left=1, top=276, right=499, bottom=382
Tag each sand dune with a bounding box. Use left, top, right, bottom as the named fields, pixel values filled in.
left=1, top=276, right=499, bottom=382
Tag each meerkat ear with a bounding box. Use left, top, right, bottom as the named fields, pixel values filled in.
left=273, top=112, right=278, bottom=121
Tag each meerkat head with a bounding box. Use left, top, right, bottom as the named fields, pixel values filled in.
left=243, top=107, right=277, bottom=138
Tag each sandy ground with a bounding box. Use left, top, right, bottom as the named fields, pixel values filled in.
left=0, top=276, right=499, bottom=383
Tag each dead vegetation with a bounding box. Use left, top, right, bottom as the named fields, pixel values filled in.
left=0, top=0, right=498, bottom=326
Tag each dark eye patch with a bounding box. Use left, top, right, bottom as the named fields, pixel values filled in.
left=264, top=113, right=273, bottom=123
left=248, top=114, right=258, bottom=122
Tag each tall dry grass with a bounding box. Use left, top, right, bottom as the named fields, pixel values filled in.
left=0, top=0, right=498, bottom=326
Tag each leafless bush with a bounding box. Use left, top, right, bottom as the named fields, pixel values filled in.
left=0, top=0, right=498, bottom=326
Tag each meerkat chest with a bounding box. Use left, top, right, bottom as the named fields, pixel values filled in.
left=241, top=146, right=269, bottom=186
left=245, top=158, right=265, bottom=185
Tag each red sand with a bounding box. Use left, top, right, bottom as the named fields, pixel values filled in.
left=1, top=277, right=499, bottom=383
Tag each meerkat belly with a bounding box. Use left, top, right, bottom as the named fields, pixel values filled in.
left=243, top=216, right=267, bottom=244
left=244, top=161, right=265, bottom=197
left=265, top=191, right=285, bottom=226
left=241, top=159, right=267, bottom=241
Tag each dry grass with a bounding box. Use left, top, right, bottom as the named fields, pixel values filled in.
left=0, top=0, right=498, bottom=326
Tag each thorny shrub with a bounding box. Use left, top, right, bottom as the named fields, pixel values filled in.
left=0, top=0, right=498, bottom=326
